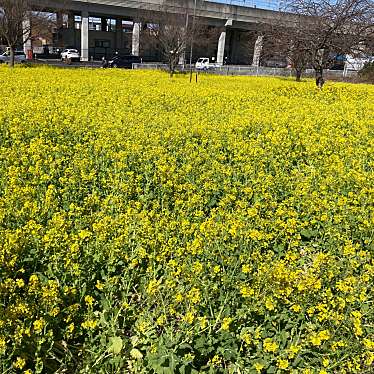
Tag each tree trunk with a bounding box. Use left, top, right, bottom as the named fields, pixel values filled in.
left=9, top=46, right=15, bottom=68
left=169, top=55, right=177, bottom=78
left=295, top=69, right=302, bottom=82
left=315, top=67, right=325, bottom=89
left=169, top=59, right=174, bottom=78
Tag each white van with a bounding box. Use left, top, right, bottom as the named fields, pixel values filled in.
left=195, top=57, right=219, bottom=70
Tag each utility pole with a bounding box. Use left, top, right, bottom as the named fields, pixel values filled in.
left=189, top=0, right=197, bottom=83
left=182, top=9, right=189, bottom=70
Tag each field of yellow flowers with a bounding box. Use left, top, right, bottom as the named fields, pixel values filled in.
left=0, top=66, right=373, bottom=373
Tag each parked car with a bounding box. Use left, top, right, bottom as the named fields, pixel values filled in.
left=61, top=49, right=80, bottom=62
left=0, top=50, right=26, bottom=64
left=195, top=57, right=219, bottom=70
left=108, top=55, right=141, bottom=69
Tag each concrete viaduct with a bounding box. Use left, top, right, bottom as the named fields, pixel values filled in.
left=30, top=0, right=284, bottom=65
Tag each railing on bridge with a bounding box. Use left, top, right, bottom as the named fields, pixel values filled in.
left=210, top=0, right=281, bottom=11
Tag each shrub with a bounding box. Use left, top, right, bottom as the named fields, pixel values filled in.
left=358, top=62, right=374, bottom=84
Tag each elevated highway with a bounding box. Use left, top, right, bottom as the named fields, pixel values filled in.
left=34, top=0, right=281, bottom=28
left=30, top=0, right=286, bottom=64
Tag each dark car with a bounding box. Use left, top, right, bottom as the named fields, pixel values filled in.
left=108, top=55, right=141, bottom=69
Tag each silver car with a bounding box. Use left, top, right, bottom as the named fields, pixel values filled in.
left=0, top=51, right=27, bottom=64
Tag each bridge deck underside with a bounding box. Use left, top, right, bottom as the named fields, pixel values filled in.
left=33, top=0, right=281, bottom=29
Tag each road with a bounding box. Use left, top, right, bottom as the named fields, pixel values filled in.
left=32, top=59, right=103, bottom=69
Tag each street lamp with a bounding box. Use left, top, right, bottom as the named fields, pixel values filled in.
left=189, top=0, right=198, bottom=83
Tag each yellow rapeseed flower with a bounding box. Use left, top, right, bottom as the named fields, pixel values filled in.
left=13, top=357, right=26, bottom=369
left=263, top=338, right=279, bottom=353
left=277, top=359, right=289, bottom=370
left=33, top=318, right=45, bottom=334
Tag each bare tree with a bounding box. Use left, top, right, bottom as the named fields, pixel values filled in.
left=144, top=15, right=190, bottom=77
left=31, top=12, right=56, bottom=43
left=263, top=18, right=312, bottom=81
left=281, top=0, right=374, bottom=88
left=139, top=0, right=218, bottom=77
left=0, top=0, right=69, bottom=67
left=0, top=0, right=32, bottom=67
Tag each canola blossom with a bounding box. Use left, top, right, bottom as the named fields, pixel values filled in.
left=0, top=66, right=373, bottom=373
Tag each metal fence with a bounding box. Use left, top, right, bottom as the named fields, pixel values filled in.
left=132, top=63, right=358, bottom=78
left=213, top=65, right=293, bottom=76
left=132, top=63, right=169, bottom=70
left=304, top=68, right=358, bottom=79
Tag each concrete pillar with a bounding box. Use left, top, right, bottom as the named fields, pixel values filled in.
left=132, top=22, right=141, bottom=56
left=81, top=11, right=89, bottom=61
left=216, top=31, right=226, bottom=65
left=115, top=19, right=122, bottom=51
left=217, top=20, right=232, bottom=66
left=252, top=35, right=263, bottom=67
left=23, top=18, right=32, bottom=58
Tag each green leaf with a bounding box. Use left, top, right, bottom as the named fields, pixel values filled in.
left=109, top=336, right=123, bottom=355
